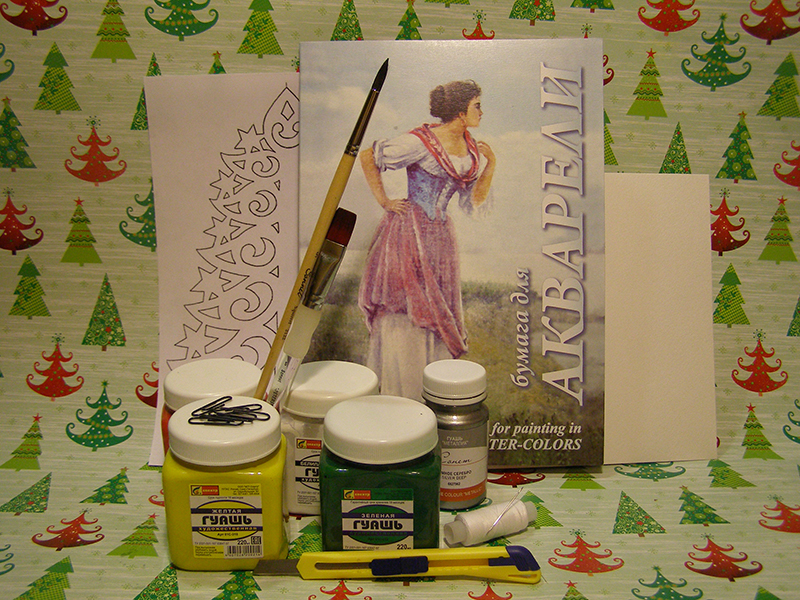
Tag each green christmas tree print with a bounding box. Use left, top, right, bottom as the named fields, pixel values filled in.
left=0, top=42, right=14, bottom=84
left=397, top=0, right=422, bottom=40
left=754, top=587, right=785, bottom=600
left=107, top=513, right=159, bottom=557
left=11, top=556, right=73, bottom=600
left=681, top=14, right=751, bottom=91
left=707, top=459, right=755, bottom=488
left=238, top=0, right=282, bottom=58
left=561, top=469, right=605, bottom=490
left=0, top=542, right=13, bottom=574
left=788, top=296, right=800, bottom=336
left=660, top=122, right=691, bottom=173
left=81, top=467, right=130, bottom=504
left=34, top=43, right=80, bottom=114
left=523, top=492, right=563, bottom=528
left=741, top=403, right=783, bottom=460
left=604, top=110, right=618, bottom=166
left=209, top=50, right=226, bottom=73
left=213, top=571, right=260, bottom=600
left=509, top=0, right=555, bottom=26
left=9, top=255, right=50, bottom=319
left=133, top=564, right=179, bottom=600
left=91, top=0, right=136, bottom=63
left=613, top=491, right=667, bottom=536
left=288, top=519, right=323, bottom=558
left=66, top=381, right=133, bottom=451
left=0, top=472, right=51, bottom=515
left=572, top=0, right=613, bottom=12
left=784, top=399, right=800, bottom=443
left=758, top=197, right=796, bottom=264
left=428, top=0, right=469, bottom=8
left=145, top=0, right=219, bottom=41
left=331, top=0, right=363, bottom=41
left=713, top=263, right=749, bottom=327
left=631, top=566, right=705, bottom=600
left=627, top=49, right=668, bottom=120
left=678, top=486, right=729, bottom=525
left=61, top=198, right=101, bottom=266
left=0, top=414, right=43, bottom=471
left=614, top=462, right=686, bottom=482
left=131, top=53, right=161, bottom=130
left=716, top=111, right=756, bottom=182
left=82, top=274, right=126, bottom=351
left=120, top=180, right=157, bottom=251
left=757, top=53, right=800, bottom=120
left=561, top=581, right=590, bottom=600
left=0, top=97, right=35, bottom=171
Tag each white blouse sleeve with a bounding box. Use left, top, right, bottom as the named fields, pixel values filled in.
left=371, top=133, right=429, bottom=172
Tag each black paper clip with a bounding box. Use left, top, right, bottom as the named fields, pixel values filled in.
left=188, top=396, right=271, bottom=426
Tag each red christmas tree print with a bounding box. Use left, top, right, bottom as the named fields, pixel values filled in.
left=463, top=10, right=495, bottom=39
left=31, top=510, right=104, bottom=550
left=759, top=496, right=800, bottom=532
left=136, top=360, right=158, bottom=408
left=149, top=489, right=165, bottom=507
left=488, top=470, right=545, bottom=486
left=774, top=140, right=800, bottom=190
left=741, top=0, right=800, bottom=45
left=26, top=335, right=84, bottom=401
left=0, top=0, right=67, bottom=36
left=469, top=582, right=513, bottom=599
left=732, top=330, right=788, bottom=395
left=549, top=529, right=624, bottom=575
left=685, top=535, right=762, bottom=581
left=314, top=580, right=372, bottom=600
left=638, top=0, right=700, bottom=36
left=0, top=189, right=43, bottom=255
left=710, top=188, right=750, bottom=256
left=64, top=117, right=126, bottom=186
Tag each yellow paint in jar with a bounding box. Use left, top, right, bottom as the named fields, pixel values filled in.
left=163, top=396, right=287, bottom=570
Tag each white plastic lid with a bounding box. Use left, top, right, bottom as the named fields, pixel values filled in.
left=323, top=395, right=438, bottom=465
left=163, top=358, right=262, bottom=411
left=283, top=361, right=379, bottom=419
left=168, top=396, right=281, bottom=467
left=422, top=359, right=487, bottom=405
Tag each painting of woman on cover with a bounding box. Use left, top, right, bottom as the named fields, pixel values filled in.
left=358, top=80, right=496, bottom=399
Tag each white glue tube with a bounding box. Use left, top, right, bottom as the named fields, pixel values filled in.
left=443, top=498, right=537, bottom=546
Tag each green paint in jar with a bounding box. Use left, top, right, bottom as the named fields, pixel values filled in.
left=319, top=395, right=440, bottom=551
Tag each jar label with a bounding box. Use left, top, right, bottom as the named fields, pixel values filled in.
left=440, top=430, right=488, bottom=503
left=189, top=483, right=263, bottom=559
left=293, top=438, right=322, bottom=506
left=341, top=488, right=414, bottom=550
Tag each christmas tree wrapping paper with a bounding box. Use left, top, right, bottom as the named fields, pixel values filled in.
left=1, top=1, right=800, bottom=599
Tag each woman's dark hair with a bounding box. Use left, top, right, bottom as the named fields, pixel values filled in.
left=429, top=80, right=481, bottom=123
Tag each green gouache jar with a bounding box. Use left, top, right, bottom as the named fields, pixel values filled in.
left=319, top=395, right=441, bottom=551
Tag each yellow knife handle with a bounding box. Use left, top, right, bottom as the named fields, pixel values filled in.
left=295, top=545, right=541, bottom=584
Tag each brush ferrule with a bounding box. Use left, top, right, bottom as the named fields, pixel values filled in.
left=345, top=90, right=380, bottom=156
left=302, top=238, right=347, bottom=310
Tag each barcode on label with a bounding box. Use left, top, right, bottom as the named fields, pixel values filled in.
left=225, top=542, right=262, bottom=558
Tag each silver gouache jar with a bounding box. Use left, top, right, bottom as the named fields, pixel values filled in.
left=422, top=359, right=489, bottom=510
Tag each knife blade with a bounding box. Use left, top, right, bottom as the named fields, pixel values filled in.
left=253, top=544, right=541, bottom=584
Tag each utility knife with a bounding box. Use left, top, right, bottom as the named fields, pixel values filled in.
left=253, top=544, right=541, bottom=584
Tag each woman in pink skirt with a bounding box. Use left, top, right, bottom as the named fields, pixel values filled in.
left=358, top=80, right=496, bottom=399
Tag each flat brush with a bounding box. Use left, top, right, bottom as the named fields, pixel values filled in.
left=266, top=208, right=356, bottom=408
left=255, top=58, right=388, bottom=401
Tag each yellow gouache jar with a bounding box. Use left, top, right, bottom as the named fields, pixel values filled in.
left=163, top=396, right=287, bottom=571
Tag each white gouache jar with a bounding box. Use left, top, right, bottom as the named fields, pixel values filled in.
left=280, top=360, right=379, bottom=515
